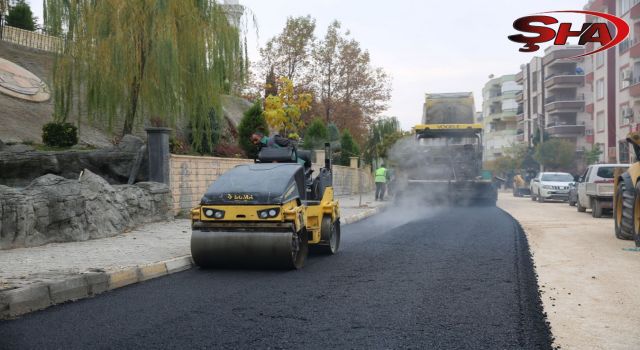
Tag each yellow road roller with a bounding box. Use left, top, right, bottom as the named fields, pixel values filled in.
left=190, top=143, right=340, bottom=269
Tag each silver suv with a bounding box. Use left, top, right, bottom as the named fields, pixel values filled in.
left=530, top=172, right=574, bottom=203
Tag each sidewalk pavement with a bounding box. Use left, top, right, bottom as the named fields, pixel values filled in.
left=0, top=192, right=386, bottom=319
left=498, top=192, right=640, bottom=350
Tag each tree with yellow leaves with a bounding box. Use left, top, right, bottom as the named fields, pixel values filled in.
left=264, top=77, right=313, bottom=135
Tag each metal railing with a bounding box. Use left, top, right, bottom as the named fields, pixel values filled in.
left=545, top=71, right=585, bottom=80
left=0, top=25, right=62, bottom=53
left=545, top=94, right=585, bottom=104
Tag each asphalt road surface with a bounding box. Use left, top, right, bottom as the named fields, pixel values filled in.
left=0, top=203, right=552, bottom=349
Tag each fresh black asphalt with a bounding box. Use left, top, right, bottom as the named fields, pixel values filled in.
left=0, top=204, right=552, bottom=349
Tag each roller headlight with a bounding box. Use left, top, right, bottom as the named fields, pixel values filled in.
left=258, top=208, right=280, bottom=219
left=202, top=208, right=225, bottom=219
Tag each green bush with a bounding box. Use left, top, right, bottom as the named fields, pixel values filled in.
left=42, top=122, right=78, bottom=147
left=339, top=130, right=360, bottom=166
left=302, top=118, right=328, bottom=150
left=327, top=123, right=340, bottom=141
left=6, top=0, right=37, bottom=31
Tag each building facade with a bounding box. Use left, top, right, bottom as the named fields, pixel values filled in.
left=481, top=74, right=522, bottom=161
left=582, top=0, right=640, bottom=164
left=514, top=45, right=591, bottom=171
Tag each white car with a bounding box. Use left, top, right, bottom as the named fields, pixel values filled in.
left=530, top=172, right=575, bottom=203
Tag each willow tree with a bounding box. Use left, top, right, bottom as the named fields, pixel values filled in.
left=44, top=0, right=246, bottom=151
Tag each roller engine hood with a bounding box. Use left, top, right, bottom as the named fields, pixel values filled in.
left=200, top=163, right=305, bottom=205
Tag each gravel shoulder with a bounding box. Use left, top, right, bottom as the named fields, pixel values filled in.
left=498, top=192, right=640, bottom=350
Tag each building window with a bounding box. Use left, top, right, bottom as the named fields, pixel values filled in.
left=596, top=79, right=605, bottom=99
left=621, top=68, right=632, bottom=89
left=595, top=51, right=604, bottom=67
left=620, top=104, right=631, bottom=126
left=620, top=141, right=630, bottom=164
left=532, top=73, right=538, bottom=92
left=596, top=111, right=605, bottom=132
left=620, top=0, right=632, bottom=14
left=532, top=96, right=538, bottom=114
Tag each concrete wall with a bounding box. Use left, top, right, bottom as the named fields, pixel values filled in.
left=169, top=155, right=252, bottom=213
left=169, top=153, right=374, bottom=213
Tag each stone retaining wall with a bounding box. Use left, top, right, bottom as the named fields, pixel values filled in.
left=0, top=170, right=172, bottom=250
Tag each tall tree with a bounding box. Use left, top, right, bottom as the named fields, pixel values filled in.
left=363, top=117, right=401, bottom=164
left=534, top=139, right=575, bottom=171
left=311, top=20, right=391, bottom=141
left=584, top=144, right=603, bottom=165
left=44, top=0, right=246, bottom=153
left=6, top=0, right=36, bottom=31
left=312, top=20, right=342, bottom=124
left=0, top=0, right=9, bottom=37
left=336, top=38, right=391, bottom=120
left=260, top=15, right=316, bottom=88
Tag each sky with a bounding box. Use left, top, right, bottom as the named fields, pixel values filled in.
left=28, top=0, right=587, bottom=130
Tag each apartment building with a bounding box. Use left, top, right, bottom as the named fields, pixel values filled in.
left=583, top=0, right=640, bottom=164
left=515, top=57, right=544, bottom=147
left=514, top=45, right=591, bottom=170
left=481, top=74, right=522, bottom=161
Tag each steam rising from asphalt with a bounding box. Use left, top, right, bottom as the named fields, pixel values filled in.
left=362, top=135, right=452, bottom=229
left=385, top=136, right=454, bottom=206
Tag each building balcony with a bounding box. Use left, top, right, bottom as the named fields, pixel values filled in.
left=586, top=72, right=594, bottom=84
left=545, top=94, right=585, bottom=112
left=630, top=38, right=640, bottom=58
left=515, top=91, right=523, bottom=102
left=630, top=78, right=640, bottom=97
left=585, top=0, right=606, bottom=12
left=501, top=109, right=517, bottom=122
left=486, top=109, right=518, bottom=122
left=632, top=0, right=640, bottom=19
left=486, top=129, right=518, bottom=138
left=545, top=73, right=585, bottom=89
left=515, top=71, right=524, bottom=83
left=586, top=103, right=594, bottom=114
left=543, top=46, right=585, bottom=66
left=546, top=124, right=585, bottom=137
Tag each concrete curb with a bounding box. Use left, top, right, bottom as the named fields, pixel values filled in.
left=0, top=255, right=193, bottom=320
left=0, top=205, right=383, bottom=320
left=341, top=204, right=386, bottom=225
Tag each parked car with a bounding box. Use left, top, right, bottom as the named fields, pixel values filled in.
left=575, top=164, right=629, bottom=218
left=530, top=172, right=574, bottom=202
